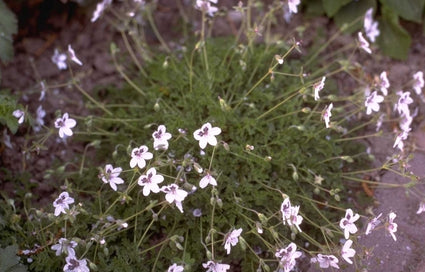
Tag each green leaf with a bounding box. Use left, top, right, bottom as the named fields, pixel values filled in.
left=380, top=0, right=425, bottom=23
left=378, top=6, right=411, bottom=60
left=0, top=93, right=19, bottom=134
left=0, top=0, right=18, bottom=63
left=322, top=0, right=351, bottom=17
left=333, top=0, right=376, bottom=33
left=0, top=245, right=27, bottom=272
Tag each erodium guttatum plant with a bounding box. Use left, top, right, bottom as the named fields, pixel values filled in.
left=1, top=1, right=424, bottom=272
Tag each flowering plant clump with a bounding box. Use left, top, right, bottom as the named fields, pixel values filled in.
left=1, top=1, right=423, bottom=272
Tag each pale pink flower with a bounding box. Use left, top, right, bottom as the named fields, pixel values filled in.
left=341, top=239, right=356, bottom=264
left=364, top=8, right=380, bottom=43
left=395, top=91, right=413, bottom=117
left=63, top=255, right=89, bottom=272
left=152, top=125, right=172, bottom=150
left=199, top=172, right=217, bottom=188
left=365, top=213, right=382, bottom=235
left=161, top=184, right=188, bottom=204
left=130, top=145, right=153, bottom=169
left=322, top=103, right=333, bottom=128
left=287, top=206, right=303, bottom=232
left=52, top=49, right=67, bottom=70
left=311, top=254, right=339, bottom=269
left=339, top=208, right=360, bottom=239
left=417, top=201, right=425, bottom=214
left=12, top=109, right=25, bottom=124
left=386, top=212, right=398, bottom=241
left=68, top=45, right=83, bottom=66
left=202, top=261, right=230, bottom=272
left=34, top=105, right=46, bottom=132
left=287, top=0, right=301, bottom=14
left=314, top=76, right=326, bottom=100
left=51, top=238, right=77, bottom=257
left=413, top=71, right=424, bottom=95
left=275, top=242, right=302, bottom=272
left=365, top=91, right=384, bottom=115
left=280, top=198, right=292, bottom=221
left=167, top=263, right=184, bottom=272
left=55, top=113, right=77, bottom=138
left=138, top=167, right=164, bottom=196
left=195, top=0, right=218, bottom=17
left=53, top=192, right=75, bottom=216
left=100, top=164, right=124, bottom=191
left=379, top=71, right=390, bottom=96
left=393, top=128, right=410, bottom=151
left=224, top=228, right=242, bottom=254
left=358, top=32, right=371, bottom=54
left=91, top=0, right=112, bottom=22
left=193, top=122, right=222, bottom=149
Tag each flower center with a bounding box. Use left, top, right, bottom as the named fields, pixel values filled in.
left=68, top=259, right=80, bottom=270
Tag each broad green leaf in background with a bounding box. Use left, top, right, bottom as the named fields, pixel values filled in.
left=0, top=245, right=27, bottom=272
left=322, top=0, right=351, bottom=17
left=333, top=0, right=377, bottom=33
left=378, top=5, right=411, bottom=60
left=0, top=0, right=18, bottom=64
left=0, top=93, right=19, bottom=134
left=380, top=0, right=425, bottom=23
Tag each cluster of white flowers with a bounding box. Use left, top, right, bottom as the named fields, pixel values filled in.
left=365, top=212, right=398, bottom=241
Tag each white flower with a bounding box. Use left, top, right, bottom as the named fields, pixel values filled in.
left=417, top=201, right=425, bottom=214
left=314, top=76, right=326, bottom=100
left=152, top=125, right=172, bottom=150
left=365, top=213, right=382, bottom=235
left=199, top=173, right=217, bottom=188
left=68, top=45, right=83, bottom=66
left=365, top=91, right=384, bottom=115
left=63, top=255, right=90, bottom=272
left=339, top=209, right=360, bottom=239
left=364, top=8, right=380, bottom=43
left=195, top=0, right=218, bottom=17
left=395, top=91, right=413, bottom=117
left=138, top=167, right=164, bottom=196
left=51, top=238, right=77, bottom=257
left=393, top=129, right=410, bottom=151
left=413, top=71, right=424, bottom=95
left=100, top=164, right=124, bottom=191
left=202, top=261, right=230, bottom=272
left=312, top=254, right=339, bottom=269
left=280, top=198, right=292, bottom=221
left=91, top=0, right=112, bottom=22
left=224, top=228, right=242, bottom=254
left=161, top=184, right=188, bottom=204
left=34, top=105, right=46, bottom=132
left=386, top=212, right=398, bottom=241
left=55, top=113, right=77, bottom=138
left=130, top=145, right=153, bottom=168
left=53, top=192, right=75, bottom=216
left=287, top=0, right=301, bottom=14
left=358, top=32, right=371, bottom=54
left=52, top=49, right=67, bottom=70
left=193, top=122, right=221, bottom=149
left=341, top=239, right=356, bottom=264
left=12, top=109, right=25, bottom=124
left=167, top=263, right=184, bottom=272
left=322, top=103, right=333, bottom=128
left=287, top=206, right=303, bottom=232
left=275, top=242, right=302, bottom=272
left=379, top=71, right=390, bottom=96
